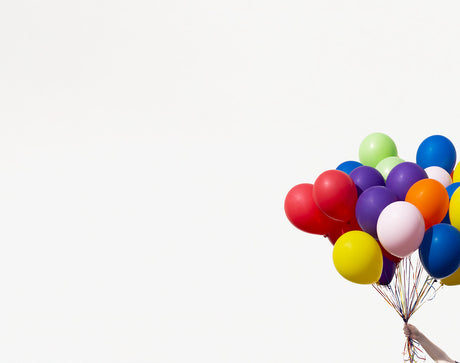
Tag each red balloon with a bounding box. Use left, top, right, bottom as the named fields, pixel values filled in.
left=326, top=217, right=362, bottom=245
left=379, top=242, right=402, bottom=264
left=326, top=225, right=343, bottom=245
left=284, top=183, right=340, bottom=235
left=343, top=215, right=362, bottom=232
left=313, top=170, right=358, bottom=222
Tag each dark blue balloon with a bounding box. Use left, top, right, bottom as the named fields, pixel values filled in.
left=447, top=182, right=460, bottom=198
left=441, top=182, right=460, bottom=223
left=419, top=223, right=460, bottom=279
left=416, top=135, right=457, bottom=174
left=378, top=255, right=396, bottom=285
left=336, top=160, right=363, bottom=175
left=350, top=166, right=385, bottom=195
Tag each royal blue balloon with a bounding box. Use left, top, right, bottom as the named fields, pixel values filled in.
left=355, top=186, right=398, bottom=239
left=336, top=160, right=363, bottom=175
left=416, top=135, right=457, bottom=174
left=419, top=223, right=460, bottom=279
left=447, top=182, right=460, bottom=198
left=386, top=162, right=428, bottom=200
left=441, top=182, right=460, bottom=223
left=378, top=255, right=396, bottom=285
left=349, top=166, right=385, bottom=195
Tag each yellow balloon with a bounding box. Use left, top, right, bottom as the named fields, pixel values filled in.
left=453, top=162, right=460, bottom=183
left=332, top=230, right=383, bottom=284
left=441, top=266, right=460, bottom=286
left=449, top=188, right=460, bottom=231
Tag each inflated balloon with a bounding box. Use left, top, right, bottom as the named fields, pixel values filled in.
left=425, top=166, right=452, bottom=188
left=441, top=265, right=460, bottom=286
left=326, top=217, right=362, bottom=245
left=349, top=166, right=385, bottom=195
left=375, top=156, right=405, bottom=181
left=378, top=255, right=397, bottom=285
left=326, top=225, right=343, bottom=245
left=284, top=183, right=340, bottom=235
left=419, top=223, right=460, bottom=279
left=336, top=160, right=363, bottom=175
left=359, top=132, right=398, bottom=168
left=416, top=135, right=457, bottom=174
left=446, top=182, right=460, bottom=199
left=386, top=162, right=428, bottom=200
left=453, top=162, right=460, bottom=183
left=449, top=188, right=460, bottom=231
left=355, top=186, right=398, bottom=238
left=313, top=170, right=358, bottom=222
left=332, top=230, right=383, bottom=284
left=284, top=133, right=460, bottom=288
left=405, top=178, right=449, bottom=229
left=441, top=182, right=460, bottom=223
left=379, top=242, right=402, bottom=264
left=377, top=201, right=425, bottom=258
left=345, top=215, right=362, bottom=232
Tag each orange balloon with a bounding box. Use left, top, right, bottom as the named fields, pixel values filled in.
left=405, top=179, right=449, bottom=230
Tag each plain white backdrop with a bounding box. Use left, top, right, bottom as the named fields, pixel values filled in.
left=1, top=1, right=460, bottom=362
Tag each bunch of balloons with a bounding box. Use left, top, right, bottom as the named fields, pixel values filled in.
left=284, top=132, right=460, bottom=286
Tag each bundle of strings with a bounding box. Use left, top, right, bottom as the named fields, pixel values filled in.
left=373, top=254, right=442, bottom=363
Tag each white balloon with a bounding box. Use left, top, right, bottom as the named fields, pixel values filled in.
left=425, top=166, right=452, bottom=188
left=377, top=201, right=425, bottom=258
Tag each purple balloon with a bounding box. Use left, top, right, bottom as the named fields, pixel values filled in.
left=355, top=186, right=398, bottom=238
left=379, top=255, right=396, bottom=285
left=349, top=166, right=385, bottom=195
left=386, top=162, right=428, bottom=200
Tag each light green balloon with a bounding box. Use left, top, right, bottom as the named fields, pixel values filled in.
left=375, top=156, right=405, bottom=181
left=359, top=133, right=398, bottom=168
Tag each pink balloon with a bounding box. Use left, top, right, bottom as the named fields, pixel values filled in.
left=376, top=201, right=425, bottom=258
left=425, top=166, right=452, bottom=187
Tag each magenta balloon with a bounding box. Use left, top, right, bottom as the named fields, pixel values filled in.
left=355, top=186, right=398, bottom=238
left=349, top=166, right=385, bottom=195
left=386, top=162, right=428, bottom=200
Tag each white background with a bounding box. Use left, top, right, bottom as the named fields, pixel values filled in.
left=0, top=1, right=460, bottom=362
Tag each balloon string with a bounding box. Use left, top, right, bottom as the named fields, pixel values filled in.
left=404, top=337, right=426, bottom=363
left=372, top=254, right=441, bottom=362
